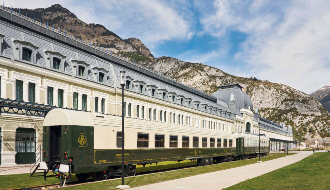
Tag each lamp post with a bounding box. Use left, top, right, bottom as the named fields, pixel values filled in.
left=117, top=71, right=129, bottom=190
left=256, top=107, right=261, bottom=162
left=286, top=127, right=288, bottom=156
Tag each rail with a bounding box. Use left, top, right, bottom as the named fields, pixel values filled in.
left=30, top=145, right=42, bottom=178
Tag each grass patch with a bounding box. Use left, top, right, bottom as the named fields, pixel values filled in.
left=0, top=153, right=293, bottom=190
left=67, top=153, right=292, bottom=190
left=0, top=173, right=61, bottom=190
left=226, top=152, right=330, bottom=190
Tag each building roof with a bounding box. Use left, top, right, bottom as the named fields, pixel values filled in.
left=212, top=84, right=253, bottom=113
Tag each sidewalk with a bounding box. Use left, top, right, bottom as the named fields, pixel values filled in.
left=0, top=164, right=31, bottom=175
left=131, top=151, right=313, bottom=190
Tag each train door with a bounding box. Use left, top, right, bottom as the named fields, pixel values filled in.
left=50, top=126, right=62, bottom=162
left=236, top=137, right=244, bottom=157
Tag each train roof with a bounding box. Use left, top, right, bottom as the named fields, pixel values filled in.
left=43, top=109, right=94, bottom=127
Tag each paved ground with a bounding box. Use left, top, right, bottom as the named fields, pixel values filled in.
left=0, top=164, right=31, bottom=175
left=131, top=151, right=314, bottom=190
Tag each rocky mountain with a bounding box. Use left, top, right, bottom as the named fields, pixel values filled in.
left=310, top=84, right=330, bottom=113
left=12, top=4, right=154, bottom=59
left=144, top=57, right=330, bottom=139
left=13, top=4, right=330, bottom=140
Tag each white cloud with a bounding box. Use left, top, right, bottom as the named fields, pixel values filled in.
left=199, top=0, right=330, bottom=94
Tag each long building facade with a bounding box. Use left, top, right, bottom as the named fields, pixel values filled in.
left=0, top=7, right=294, bottom=165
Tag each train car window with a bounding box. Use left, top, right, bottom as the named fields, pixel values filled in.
left=182, top=136, right=189, bottom=148
left=224, top=138, right=228, bottom=147
left=137, top=133, right=149, bottom=148
left=217, top=138, right=221, bottom=147
left=193, top=137, right=199, bottom=148
left=202, top=138, right=207, bottom=148
left=210, top=138, right=215, bottom=148
left=229, top=139, right=233, bottom=147
left=155, top=134, right=165, bottom=148
left=170, top=135, right=178, bottom=148
left=116, top=131, right=124, bottom=148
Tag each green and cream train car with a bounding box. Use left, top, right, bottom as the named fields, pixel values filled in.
left=41, top=109, right=269, bottom=181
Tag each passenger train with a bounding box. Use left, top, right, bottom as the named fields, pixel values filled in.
left=40, top=109, right=269, bottom=182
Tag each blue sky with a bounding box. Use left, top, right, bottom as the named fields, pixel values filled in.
left=6, top=0, right=330, bottom=94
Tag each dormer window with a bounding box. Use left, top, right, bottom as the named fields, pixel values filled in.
left=99, top=73, right=104, bottom=82
left=22, top=48, right=32, bottom=62
left=152, top=89, right=155, bottom=97
left=72, top=59, right=90, bottom=78
left=126, top=80, right=131, bottom=89
left=163, top=92, right=166, bottom=100
left=13, top=39, right=39, bottom=64
left=181, top=99, right=183, bottom=105
left=140, top=85, right=143, bottom=93
left=79, top=66, right=85, bottom=77
left=172, top=95, right=175, bottom=103
left=53, top=58, right=60, bottom=70
left=0, top=33, right=4, bottom=55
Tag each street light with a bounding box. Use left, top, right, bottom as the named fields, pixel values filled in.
left=255, top=107, right=261, bottom=162
left=117, top=71, right=129, bottom=190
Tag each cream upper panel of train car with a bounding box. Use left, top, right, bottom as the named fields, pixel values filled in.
left=43, top=109, right=94, bottom=127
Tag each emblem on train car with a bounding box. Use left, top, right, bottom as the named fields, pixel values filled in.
left=78, top=133, right=87, bottom=147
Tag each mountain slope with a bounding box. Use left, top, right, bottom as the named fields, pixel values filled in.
left=310, top=84, right=330, bottom=113
left=144, top=57, right=330, bottom=139
left=13, top=4, right=154, bottom=59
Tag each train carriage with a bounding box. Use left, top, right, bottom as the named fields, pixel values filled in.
left=41, top=109, right=269, bottom=182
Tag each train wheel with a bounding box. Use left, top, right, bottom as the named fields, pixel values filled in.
left=92, top=172, right=105, bottom=181
left=76, top=173, right=90, bottom=182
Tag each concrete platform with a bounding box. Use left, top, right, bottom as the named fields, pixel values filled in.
left=0, top=164, right=31, bottom=175
left=131, top=151, right=313, bottom=190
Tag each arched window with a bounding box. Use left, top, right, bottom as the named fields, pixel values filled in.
left=153, top=109, right=156, bottom=121
left=164, top=111, right=166, bottom=122
left=160, top=110, right=163, bottom=122
left=128, top=103, right=131, bottom=117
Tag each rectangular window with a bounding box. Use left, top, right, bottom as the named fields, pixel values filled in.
left=210, top=138, right=215, bottom=148
left=155, top=134, right=165, bottom=148
left=224, top=138, right=228, bottom=147
left=170, top=135, right=178, bottom=148
left=173, top=113, right=175, bottom=123
left=78, top=66, right=85, bottom=77
left=164, top=111, right=166, bottom=122
left=193, top=137, right=199, bottom=148
left=153, top=109, right=156, bottom=121
left=28, top=83, right=35, bottom=103
left=182, top=136, right=189, bottom=148
left=202, top=138, right=207, bottom=148
left=58, top=89, right=64, bottom=108
left=82, top=94, right=87, bottom=111
left=149, top=108, right=152, bottom=120
left=99, top=73, right=104, bottom=82
left=73, top=92, right=78, bottom=110
left=47, top=87, right=53, bottom=106
left=128, top=103, right=131, bottom=117
left=137, top=133, right=149, bottom=148
left=137, top=105, right=140, bottom=118
left=16, top=80, right=23, bottom=101
left=178, top=115, right=180, bottom=124
left=126, top=80, right=130, bottom=89
left=123, top=102, right=126, bottom=116
left=152, top=89, right=155, bottom=97
left=229, top=139, right=233, bottom=147
left=53, top=58, right=60, bottom=70
left=22, top=48, right=32, bottom=62
left=15, top=130, right=36, bottom=153
left=116, top=131, right=123, bottom=148
left=95, top=97, right=99, bottom=112
left=141, top=106, right=144, bottom=119
left=160, top=111, right=162, bottom=122
left=101, top=98, right=105, bottom=113
left=217, top=138, right=221, bottom=147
